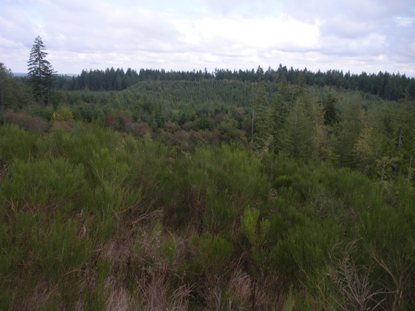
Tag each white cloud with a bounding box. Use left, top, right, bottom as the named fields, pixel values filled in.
left=395, top=16, right=414, bottom=27
left=321, top=33, right=388, bottom=56
left=0, top=0, right=414, bottom=76
left=176, top=15, right=319, bottom=50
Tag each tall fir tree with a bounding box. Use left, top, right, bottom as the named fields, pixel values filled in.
left=27, top=36, right=55, bottom=104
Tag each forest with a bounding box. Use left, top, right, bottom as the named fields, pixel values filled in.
left=1, top=56, right=415, bottom=310
left=55, top=66, right=415, bottom=101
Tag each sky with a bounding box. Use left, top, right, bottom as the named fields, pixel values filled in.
left=1, top=0, right=414, bottom=75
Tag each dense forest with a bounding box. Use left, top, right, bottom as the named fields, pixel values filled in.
left=1, top=58, right=415, bottom=310
left=54, top=65, right=415, bottom=101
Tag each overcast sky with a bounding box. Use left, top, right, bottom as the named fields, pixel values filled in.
left=1, top=0, right=414, bottom=75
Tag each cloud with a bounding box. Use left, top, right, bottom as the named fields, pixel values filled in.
left=285, top=0, right=414, bottom=22
left=201, top=0, right=281, bottom=17
left=320, top=33, right=388, bottom=57
left=176, top=15, right=319, bottom=51
left=0, top=0, right=414, bottom=76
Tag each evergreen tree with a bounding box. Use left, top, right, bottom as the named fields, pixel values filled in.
left=27, top=36, right=55, bottom=104
left=0, top=63, right=12, bottom=122
left=322, top=93, right=339, bottom=126
left=280, top=96, right=315, bottom=161
left=0, top=63, right=34, bottom=115
left=270, top=81, right=290, bottom=154
left=251, top=83, right=269, bottom=149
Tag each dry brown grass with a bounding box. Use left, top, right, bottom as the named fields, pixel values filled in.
left=106, top=276, right=130, bottom=311
left=329, top=244, right=387, bottom=311
left=11, top=281, right=58, bottom=311
left=101, top=207, right=193, bottom=311
left=29, top=281, right=57, bottom=310
left=228, top=270, right=252, bottom=309
left=49, top=120, right=73, bottom=132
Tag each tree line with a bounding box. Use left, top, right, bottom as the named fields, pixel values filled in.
left=55, top=68, right=140, bottom=91
left=55, top=65, right=415, bottom=101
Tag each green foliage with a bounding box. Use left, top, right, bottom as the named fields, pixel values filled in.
left=0, top=124, right=40, bottom=161
left=0, top=210, right=95, bottom=309
left=279, top=95, right=325, bottom=161
left=0, top=63, right=35, bottom=115
left=192, top=233, right=233, bottom=275
left=193, top=145, right=269, bottom=202
left=31, top=218, right=92, bottom=282
left=1, top=76, right=415, bottom=309
left=334, top=95, right=364, bottom=167
left=1, top=158, right=87, bottom=209
left=270, top=214, right=340, bottom=282
left=51, top=105, right=73, bottom=121
left=204, top=192, right=235, bottom=234
left=27, top=36, right=55, bottom=105
left=322, top=93, right=339, bottom=126
left=241, top=207, right=270, bottom=246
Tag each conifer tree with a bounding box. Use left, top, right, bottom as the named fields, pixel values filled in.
left=0, top=63, right=12, bottom=122
left=27, top=36, right=55, bottom=104
left=270, top=81, right=289, bottom=154
left=280, top=96, right=314, bottom=161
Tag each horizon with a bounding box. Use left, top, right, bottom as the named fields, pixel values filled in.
left=11, top=65, right=415, bottom=79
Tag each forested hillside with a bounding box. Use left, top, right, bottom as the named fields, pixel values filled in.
left=1, top=62, right=415, bottom=310
left=55, top=66, right=415, bottom=101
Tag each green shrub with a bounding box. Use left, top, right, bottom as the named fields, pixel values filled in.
left=203, top=192, right=235, bottom=234
left=241, top=207, right=270, bottom=247
left=270, top=214, right=340, bottom=283
left=1, top=158, right=87, bottom=210
left=0, top=211, right=94, bottom=309
left=0, top=125, right=40, bottom=161
left=192, top=233, right=233, bottom=275
left=31, top=218, right=92, bottom=282
left=194, top=145, right=269, bottom=203
left=321, top=167, right=383, bottom=211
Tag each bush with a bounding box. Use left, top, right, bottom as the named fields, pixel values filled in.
left=0, top=158, right=87, bottom=210
left=0, top=125, right=40, bottom=161
left=192, top=233, right=233, bottom=276
left=51, top=105, right=73, bottom=121
left=270, top=214, right=340, bottom=283
left=31, top=218, right=92, bottom=282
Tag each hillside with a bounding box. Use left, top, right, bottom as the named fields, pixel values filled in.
left=1, top=68, right=415, bottom=310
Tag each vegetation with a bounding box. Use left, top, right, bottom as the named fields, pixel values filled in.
left=55, top=65, right=415, bottom=101
left=1, top=56, right=415, bottom=310
left=27, top=36, right=55, bottom=105
left=56, top=68, right=140, bottom=91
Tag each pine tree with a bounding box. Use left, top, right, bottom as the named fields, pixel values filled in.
left=27, top=36, right=55, bottom=104
left=0, top=63, right=11, bottom=123
left=280, top=96, right=314, bottom=161
left=270, top=81, right=289, bottom=154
